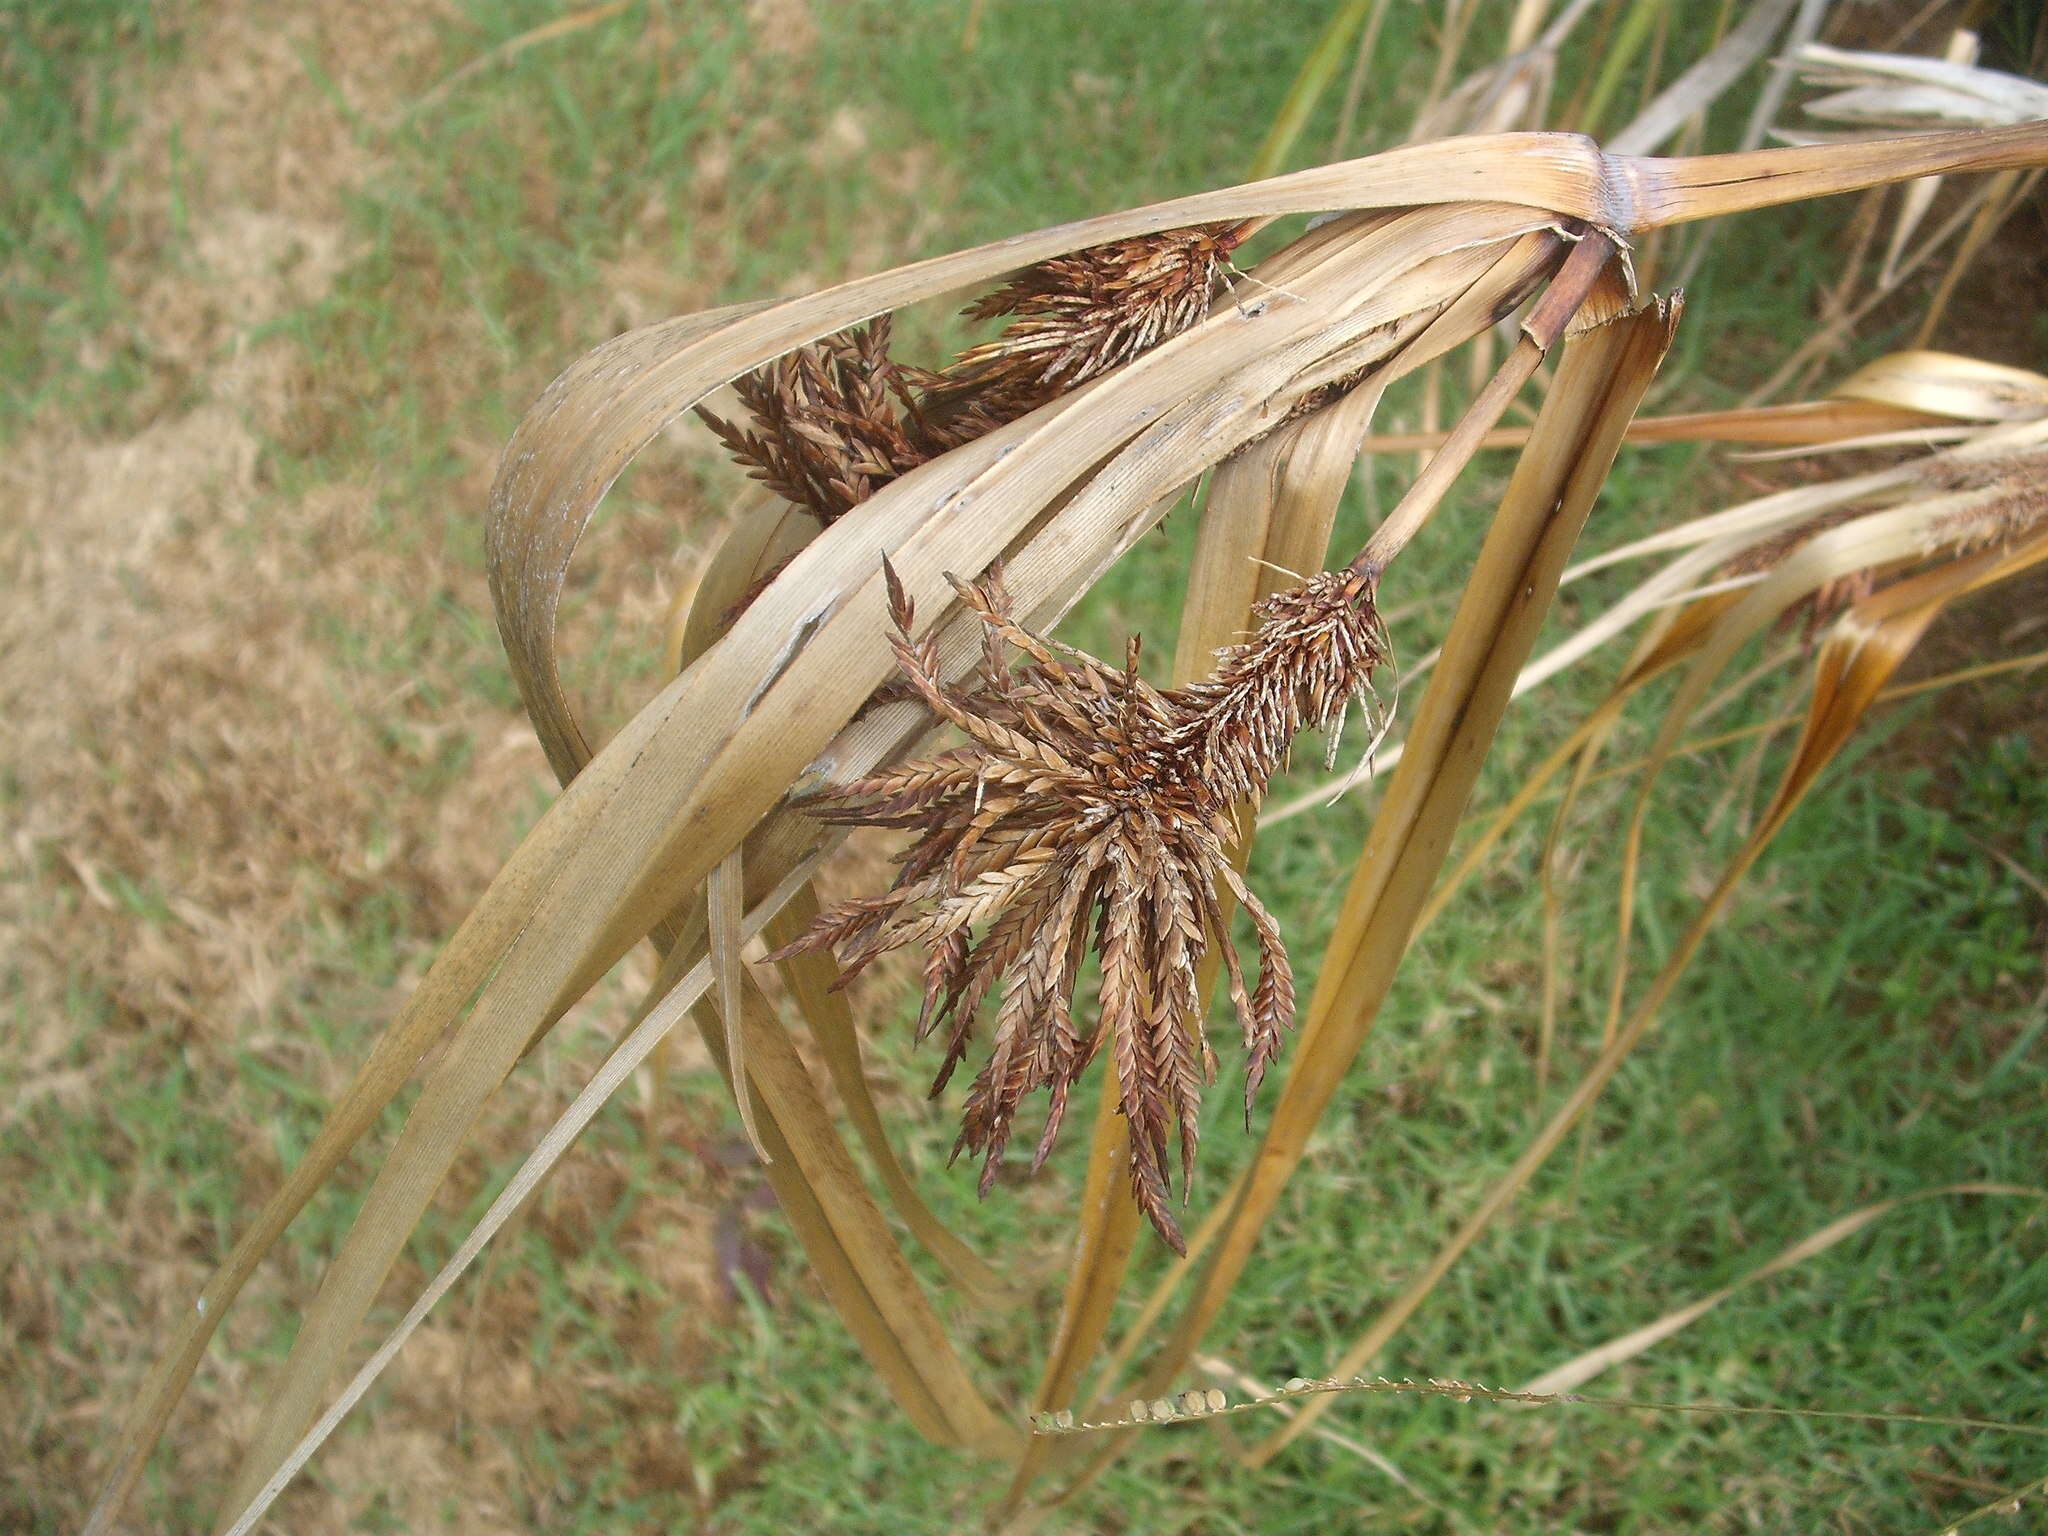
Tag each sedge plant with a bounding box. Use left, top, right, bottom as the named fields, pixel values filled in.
left=80, top=112, right=2048, bottom=1535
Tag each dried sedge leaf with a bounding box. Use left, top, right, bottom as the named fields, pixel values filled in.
left=770, top=559, right=1387, bottom=1252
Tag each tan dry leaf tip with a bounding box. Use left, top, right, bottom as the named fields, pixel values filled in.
left=770, top=563, right=1388, bottom=1251
left=1793, top=43, right=2048, bottom=133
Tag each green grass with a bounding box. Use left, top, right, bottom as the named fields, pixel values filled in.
left=0, top=0, right=176, bottom=436
left=6, top=2, right=2045, bottom=1532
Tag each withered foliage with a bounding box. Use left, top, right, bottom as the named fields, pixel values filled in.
left=1727, top=440, right=2048, bottom=632
left=697, top=222, right=1254, bottom=524
left=707, top=218, right=1379, bottom=1247
left=771, top=560, right=1388, bottom=1251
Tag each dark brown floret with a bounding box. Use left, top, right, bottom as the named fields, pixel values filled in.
left=699, top=222, right=1254, bottom=527
left=695, top=316, right=942, bottom=526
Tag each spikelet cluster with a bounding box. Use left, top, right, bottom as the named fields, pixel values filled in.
left=1916, top=444, right=2048, bottom=555
left=695, top=316, right=946, bottom=526
left=920, top=220, right=1254, bottom=444
left=771, top=561, right=1387, bottom=1251
left=1727, top=439, right=2048, bottom=632
left=698, top=222, right=1253, bottom=524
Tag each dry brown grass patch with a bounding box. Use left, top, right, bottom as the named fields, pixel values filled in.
left=6, top=4, right=991, bottom=1525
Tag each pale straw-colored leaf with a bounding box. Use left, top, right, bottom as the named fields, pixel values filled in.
left=1831, top=348, right=2048, bottom=421
left=1334, top=345, right=2048, bottom=457
left=1793, top=40, right=2048, bottom=131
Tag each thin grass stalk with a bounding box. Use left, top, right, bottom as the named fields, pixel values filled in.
left=1911, top=166, right=2037, bottom=345
left=707, top=845, right=764, bottom=1156
left=1872, top=30, right=1983, bottom=289
left=1045, top=1366, right=2048, bottom=1444
left=1419, top=0, right=1484, bottom=131
left=1602, top=0, right=1798, bottom=157
left=1577, top=0, right=1675, bottom=135
left=1328, top=0, right=1396, bottom=155
left=1519, top=1185, right=2047, bottom=1397
left=1356, top=228, right=1621, bottom=576
left=1587, top=646, right=2048, bottom=785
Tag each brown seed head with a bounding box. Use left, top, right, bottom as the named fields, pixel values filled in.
left=695, top=316, right=942, bottom=525
left=699, top=222, right=1251, bottom=537
left=771, top=560, right=1385, bottom=1251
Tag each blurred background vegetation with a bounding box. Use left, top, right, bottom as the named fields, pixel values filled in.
left=3, top=1, right=2044, bottom=1530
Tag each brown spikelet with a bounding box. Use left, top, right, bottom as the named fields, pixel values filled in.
left=695, top=315, right=942, bottom=525
left=922, top=220, right=1255, bottom=445
left=1725, top=438, right=2048, bottom=635
left=1725, top=504, right=1878, bottom=633
left=700, top=223, right=1252, bottom=533
left=769, top=559, right=1388, bottom=1252
left=1915, top=446, right=2048, bottom=556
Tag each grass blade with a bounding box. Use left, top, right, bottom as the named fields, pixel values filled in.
left=1520, top=1185, right=2048, bottom=1397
